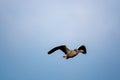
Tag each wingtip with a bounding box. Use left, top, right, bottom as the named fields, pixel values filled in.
left=48, top=51, right=51, bottom=54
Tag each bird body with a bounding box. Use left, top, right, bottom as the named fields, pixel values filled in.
left=64, top=50, right=79, bottom=58
left=48, top=45, right=87, bottom=59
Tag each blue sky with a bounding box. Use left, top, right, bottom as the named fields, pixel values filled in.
left=0, top=0, right=120, bottom=80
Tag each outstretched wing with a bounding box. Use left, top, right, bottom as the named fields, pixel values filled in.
left=48, top=45, right=70, bottom=54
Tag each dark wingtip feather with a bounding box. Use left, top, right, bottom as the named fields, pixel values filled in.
left=48, top=50, right=52, bottom=54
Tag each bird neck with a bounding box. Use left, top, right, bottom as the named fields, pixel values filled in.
left=74, top=49, right=79, bottom=53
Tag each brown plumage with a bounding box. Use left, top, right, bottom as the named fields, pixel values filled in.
left=48, top=45, right=87, bottom=59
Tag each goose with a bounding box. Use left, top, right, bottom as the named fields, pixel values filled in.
left=48, top=45, right=87, bottom=59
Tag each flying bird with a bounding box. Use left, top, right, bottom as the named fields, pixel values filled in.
left=48, top=45, right=87, bottom=59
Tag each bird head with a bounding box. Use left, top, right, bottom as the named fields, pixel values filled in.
left=78, top=45, right=87, bottom=54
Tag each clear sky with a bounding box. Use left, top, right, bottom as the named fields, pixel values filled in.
left=0, top=0, right=120, bottom=80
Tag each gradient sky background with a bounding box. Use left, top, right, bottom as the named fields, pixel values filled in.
left=0, top=0, right=120, bottom=80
